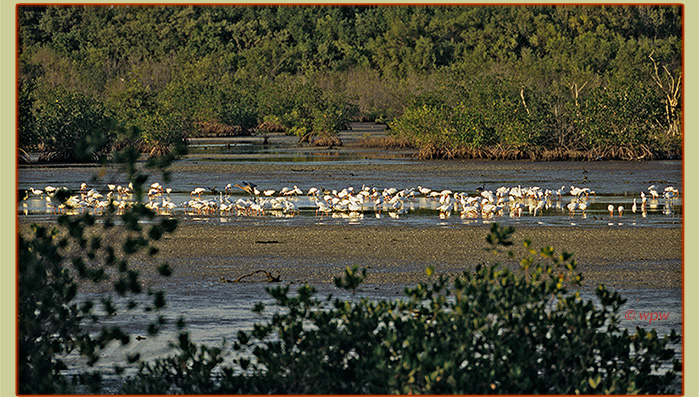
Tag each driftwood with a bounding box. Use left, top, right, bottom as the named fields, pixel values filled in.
left=221, top=270, right=281, bottom=283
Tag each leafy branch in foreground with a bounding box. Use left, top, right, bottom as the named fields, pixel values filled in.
left=122, top=223, right=681, bottom=394
left=18, top=142, right=186, bottom=394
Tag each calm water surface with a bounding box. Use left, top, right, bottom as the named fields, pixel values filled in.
left=18, top=130, right=683, bottom=388
left=18, top=140, right=683, bottom=229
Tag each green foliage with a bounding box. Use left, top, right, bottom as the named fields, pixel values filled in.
left=391, top=65, right=677, bottom=158
left=389, top=102, right=498, bottom=150
left=18, top=80, right=38, bottom=151
left=574, top=84, right=668, bottom=147
left=119, top=332, right=227, bottom=394
left=18, top=142, right=183, bottom=393
left=256, top=75, right=356, bottom=141
left=158, top=57, right=259, bottom=135
left=30, top=85, right=117, bottom=162
left=122, top=224, right=681, bottom=394
left=332, top=265, right=367, bottom=293
left=104, top=72, right=193, bottom=155
left=19, top=5, right=682, bottom=160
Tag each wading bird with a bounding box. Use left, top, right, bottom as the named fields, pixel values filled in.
left=234, top=183, right=256, bottom=195
left=191, top=187, right=206, bottom=197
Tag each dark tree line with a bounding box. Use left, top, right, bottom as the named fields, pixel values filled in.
left=18, top=5, right=682, bottom=161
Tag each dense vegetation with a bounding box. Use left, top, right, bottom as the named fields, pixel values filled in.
left=18, top=141, right=186, bottom=394
left=18, top=5, right=681, bottom=160
left=119, top=225, right=681, bottom=394
left=20, top=206, right=682, bottom=393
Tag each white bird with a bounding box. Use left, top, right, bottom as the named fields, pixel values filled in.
left=632, top=199, right=637, bottom=213
left=554, top=186, right=566, bottom=198
left=509, top=202, right=525, bottom=217
left=482, top=202, right=497, bottom=215
left=648, top=185, right=659, bottom=199
left=314, top=199, right=332, bottom=215
left=249, top=202, right=264, bottom=216
left=270, top=198, right=285, bottom=210
left=578, top=201, right=588, bottom=213
left=480, top=190, right=494, bottom=203
left=607, top=204, right=615, bottom=216
left=617, top=205, right=624, bottom=216
left=283, top=200, right=299, bottom=215
left=219, top=202, right=232, bottom=214
left=333, top=202, right=348, bottom=212
left=383, top=187, right=398, bottom=197
left=439, top=193, right=453, bottom=205
left=347, top=199, right=363, bottom=212
left=417, top=186, right=432, bottom=195
left=191, top=187, right=206, bottom=197
left=95, top=199, right=110, bottom=214
left=236, top=198, right=252, bottom=213
left=390, top=198, right=404, bottom=211
left=373, top=197, right=384, bottom=212
left=533, top=199, right=546, bottom=216
left=438, top=201, right=454, bottom=213
left=161, top=198, right=176, bottom=213
left=145, top=200, right=160, bottom=212
left=89, top=191, right=103, bottom=200
left=664, top=186, right=679, bottom=198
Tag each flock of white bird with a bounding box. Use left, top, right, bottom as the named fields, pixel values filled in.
left=22, top=180, right=681, bottom=221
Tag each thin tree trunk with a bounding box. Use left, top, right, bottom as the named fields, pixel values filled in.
left=649, top=51, right=681, bottom=137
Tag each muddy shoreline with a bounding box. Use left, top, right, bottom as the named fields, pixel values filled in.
left=19, top=221, right=681, bottom=291
left=109, top=223, right=682, bottom=291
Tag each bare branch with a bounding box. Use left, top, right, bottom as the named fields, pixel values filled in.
left=648, top=51, right=665, bottom=91
left=519, top=86, right=530, bottom=115
left=570, top=81, right=588, bottom=107
left=648, top=51, right=682, bottom=137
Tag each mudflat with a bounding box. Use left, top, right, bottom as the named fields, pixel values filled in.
left=131, top=223, right=682, bottom=290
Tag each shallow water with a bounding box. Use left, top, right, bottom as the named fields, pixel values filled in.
left=17, top=144, right=683, bottom=229
left=18, top=191, right=682, bottom=229
left=68, top=282, right=682, bottom=392
left=18, top=127, right=683, bottom=389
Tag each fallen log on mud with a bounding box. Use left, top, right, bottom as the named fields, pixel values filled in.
left=222, top=270, right=282, bottom=283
